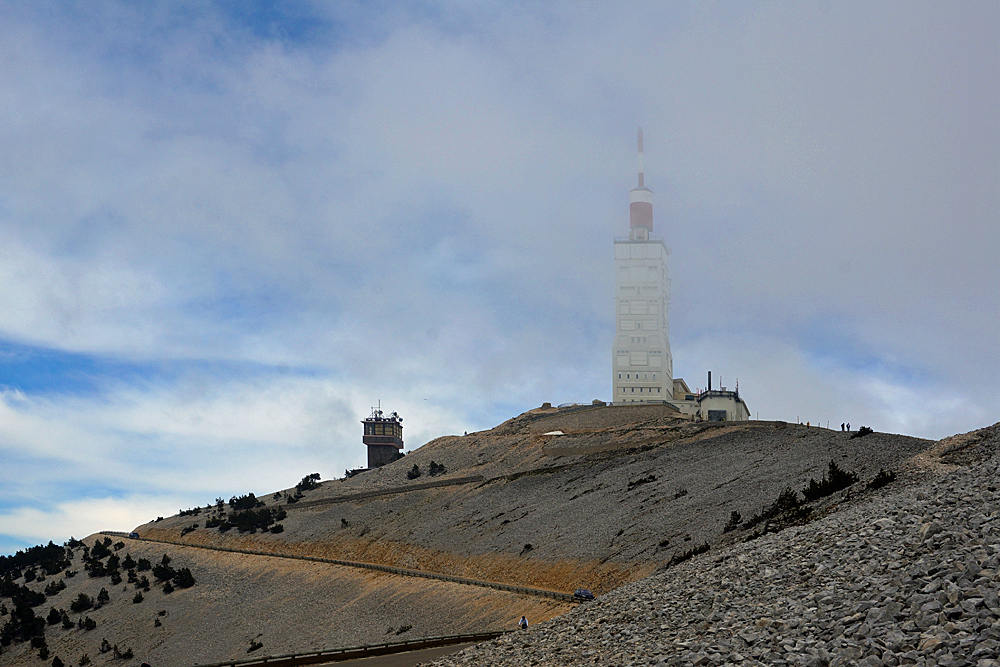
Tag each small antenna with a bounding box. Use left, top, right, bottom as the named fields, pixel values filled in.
left=637, top=127, right=645, bottom=187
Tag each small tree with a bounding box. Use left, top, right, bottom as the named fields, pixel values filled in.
left=70, top=593, right=93, bottom=613
left=172, top=568, right=195, bottom=589
left=407, top=464, right=422, bottom=480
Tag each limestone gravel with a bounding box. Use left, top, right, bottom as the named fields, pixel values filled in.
left=426, top=433, right=1000, bottom=667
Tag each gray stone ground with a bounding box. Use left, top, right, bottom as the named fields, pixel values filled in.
left=425, top=432, right=1000, bottom=667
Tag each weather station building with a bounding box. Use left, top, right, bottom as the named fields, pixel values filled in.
left=362, top=405, right=404, bottom=468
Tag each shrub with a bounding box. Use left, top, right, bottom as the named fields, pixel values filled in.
left=69, top=594, right=92, bottom=614
left=296, top=473, right=321, bottom=492
left=95, top=589, right=109, bottom=607
left=868, top=468, right=897, bottom=490
left=112, top=542, right=124, bottom=551
left=228, top=494, right=264, bottom=511
left=428, top=461, right=447, bottom=476
left=44, top=579, right=66, bottom=597
left=395, top=624, right=412, bottom=635
left=52, top=656, right=65, bottom=667
left=47, top=608, right=61, bottom=625
left=248, top=640, right=263, bottom=653
left=99, top=638, right=111, bottom=654
left=62, top=613, right=73, bottom=630
left=39, top=645, right=50, bottom=660
left=78, top=616, right=96, bottom=631
left=627, top=475, right=656, bottom=490
left=135, top=558, right=151, bottom=572
left=407, top=464, right=422, bottom=480
left=162, top=581, right=174, bottom=594
left=79, top=654, right=90, bottom=665
left=180, top=524, right=198, bottom=536
left=121, top=554, right=135, bottom=570
left=269, top=524, right=284, bottom=534
left=667, top=542, right=710, bottom=567
left=723, top=510, right=742, bottom=533
left=673, top=488, right=688, bottom=499
left=172, top=568, right=195, bottom=589
left=132, top=592, right=143, bottom=604
left=802, top=460, right=859, bottom=501
left=850, top=425, right=874, bottom=439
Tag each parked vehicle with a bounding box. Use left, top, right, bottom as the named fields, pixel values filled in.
left=574, top=589, right=595, bottom=601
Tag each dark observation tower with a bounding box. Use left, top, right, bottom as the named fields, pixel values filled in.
left=362, top=405, right=404, bottom=468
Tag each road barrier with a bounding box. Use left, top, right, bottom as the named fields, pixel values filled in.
left=183, top=631, right=507, bottom=667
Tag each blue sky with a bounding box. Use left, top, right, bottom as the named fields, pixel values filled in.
left=0, top=0, right=997, bottom=555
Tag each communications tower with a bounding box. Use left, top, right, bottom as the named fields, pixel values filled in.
left=612, top=128, right=672, bottom=402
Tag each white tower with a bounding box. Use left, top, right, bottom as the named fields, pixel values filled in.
left=613, top=128, right=673, bottom=403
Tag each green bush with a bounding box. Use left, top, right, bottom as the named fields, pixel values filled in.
left=69, top=594, right=92, bottom=614
left=850, top=425, right=874, bottom=439
left=172, top=568, right=195, bottom=589
left=407, top=464, right=421, bottom=480
left=296, top=473, right=321, bottom=492
left=868, top=468, right=896, bottom=490
left=132, top=592, right=143, bottom=604
left=428, top=461, right=447, bottom=476
left=228, top=494, right=264, bottom=511
left=801, top=460, right=859, bottom=501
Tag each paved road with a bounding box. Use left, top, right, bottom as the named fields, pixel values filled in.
left=312, top=642, right=477, bottom=666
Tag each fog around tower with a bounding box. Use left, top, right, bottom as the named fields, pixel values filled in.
left=0, top=2, right=996, bottom=553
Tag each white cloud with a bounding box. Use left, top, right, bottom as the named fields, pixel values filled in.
left=0, top=1, right=996, bottom=551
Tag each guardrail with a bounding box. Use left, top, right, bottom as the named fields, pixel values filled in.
left=100, top=532, right=577, bottom=603
left=184, top=631, right=508, bottom=667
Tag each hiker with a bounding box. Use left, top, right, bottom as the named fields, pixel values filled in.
left=841, top=423, right=845, bottom=431
left=847, top=423, right=850, bottom=431
left=519, top=616, right=528, bottom=630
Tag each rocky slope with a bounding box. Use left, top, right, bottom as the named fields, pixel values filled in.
left=1, top=406, right=979, bottom=666
left=142, top=407, right=934, bottom=595
left=426, top=423, right=1000, bottom=667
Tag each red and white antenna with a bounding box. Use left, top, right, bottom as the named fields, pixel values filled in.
left=629, top=126, right=653, bottom=236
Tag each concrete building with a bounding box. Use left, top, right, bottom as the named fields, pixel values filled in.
left=613, top=128, right=673, bottom=403
left=694, top=372, right=749, bottom=421
left=362, top=406, right=403, bottom=468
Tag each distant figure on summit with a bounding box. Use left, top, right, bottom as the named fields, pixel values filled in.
left=519, top=616, right=528, bottom=630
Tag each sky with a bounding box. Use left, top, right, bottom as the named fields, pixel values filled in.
left=0, top=1, right=996, bottom=555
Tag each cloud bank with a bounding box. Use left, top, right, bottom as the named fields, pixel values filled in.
left=0, top=1, right=996, bottom=553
